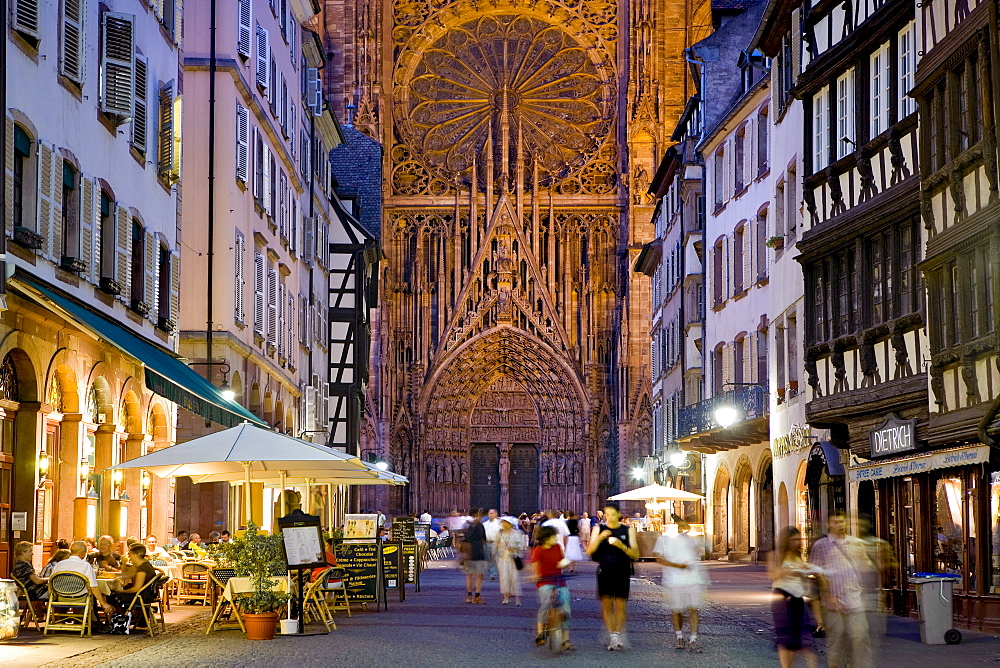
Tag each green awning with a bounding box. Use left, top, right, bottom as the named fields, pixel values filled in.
left=14, top=277, right=266, bottom=428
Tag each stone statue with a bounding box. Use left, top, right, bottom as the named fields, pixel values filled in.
left=443, top=455, right=453, bottom=483
left=557, top=454, right=567, bottom=485
left=426, top=458, right=435, bottom=483
left=460, top=459, right=468, bottom=484
left=499, top=453, right=510, bottom=485
left=573, top=458, right=583, bottom=486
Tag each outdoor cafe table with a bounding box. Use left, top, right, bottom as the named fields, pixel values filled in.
left=96, top=577, right=124, bottom=596
left=221, top=575, right=292, bottom=602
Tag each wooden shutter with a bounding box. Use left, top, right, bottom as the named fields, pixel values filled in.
left=61, top=0, right=86, bottom=84
left=252, top=127, right=261, bottom=199
left=256, top=24, right=269, bottom=90
left=12, top=0, right=41, bottom=41
left=277, top=282, right=285, bottom=355
left=236, top=104, right=249, bottom=182
left=5, top=118, right=16, bottom=236
left=132, top=56, right=148, bottom=153
left=290, top=105, right=296, bottom=159
left=306, top=68, right=319, bottom=113
left=36, top=143, right=61, bottom=257
left=791, top=9, right=802, bottom=80
left=279, top=171, right=287, bottom=237
left=254, top=251, right=265, bottom=333
left=157, top=81, right=175, bottom=181
left=262, top=144, right=271, bottom=214
left=234, top=233, right=245, bottom=322
left=80, top=177, right=97, bottom=279
left=267, top=267, right=278, bottom=345
left=101, top=12, right=135, bottom=120
left=172, top=0, right=183, bottom=46
left=237, top=0, right=252, bottom=58
left=116, top=205, right=132, bottom=302
left=287, top=292, right=295, bottom=354
left=169, top=251, right=180, bottom=325
left=145, top=231, right=157, bottom=311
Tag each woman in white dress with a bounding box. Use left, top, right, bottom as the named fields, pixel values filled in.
left=564, top=511, right=586, bottom=568
left=496, top=517, right=525, bottom=605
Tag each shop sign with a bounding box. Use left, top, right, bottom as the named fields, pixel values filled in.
left=848, top=445, right=990, bottom=483
left=868, top=414, right=918, bottom=458
left=772, top=425, right=813, bottom=459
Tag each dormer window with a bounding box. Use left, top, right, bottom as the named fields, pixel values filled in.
left=738, top=50, right=770, bottom=94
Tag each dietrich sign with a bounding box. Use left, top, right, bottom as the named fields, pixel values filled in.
left=868, top=414, right=918, bottom=458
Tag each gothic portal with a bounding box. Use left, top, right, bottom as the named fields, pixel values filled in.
left=321, top=0, right=712, bottom=514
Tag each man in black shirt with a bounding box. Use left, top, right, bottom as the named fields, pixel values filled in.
left=462, top=508, right=489, bottom=604
left=87, top=535, right=123, bottom=572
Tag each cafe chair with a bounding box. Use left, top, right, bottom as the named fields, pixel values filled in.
left=12, top=575, right=44, bottom=632
left=322, top=567, right=351, bottom=618
left=149, top=560, right=173, bottom=611
left=205, top=568, right=245, bottom=634
left=44, top=572, right=93, bottom=637
left=177, top=562, right=211, bottom=605
left=438, top=535, right=455, bottom=559
left=303, top=568, right=336, bottom=632
left=123, top=573, right=167, bottom=636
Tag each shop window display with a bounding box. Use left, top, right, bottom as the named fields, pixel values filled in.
left=934, top=473, right=978, bottom=591
left=991, top=473, right=1000, bottom=594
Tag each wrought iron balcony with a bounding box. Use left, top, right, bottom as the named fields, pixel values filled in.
left=678, top=384, right=769, bottom=439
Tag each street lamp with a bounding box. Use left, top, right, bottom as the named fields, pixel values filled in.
left=669, top=450, right=688, bottom=468
left=375, top=460, right=389, bottom=471
left=714, top=404, right=740, bottom=428
left=632, top=466, right=646, bottom=480
left=220, top=380, right=236, bottom=402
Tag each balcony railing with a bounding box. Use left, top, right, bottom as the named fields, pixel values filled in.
left=678, top=384, right=769, bottom=438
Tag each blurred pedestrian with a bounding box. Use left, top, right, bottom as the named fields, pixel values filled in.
left=461, top=508, right=489, bottom=604
left=484, top=508, right=501, bottom=580
left=654, top=521, right=708, bottom=653
left=497, top=516, right=524, bottom=605
left=769, top=527, right=822, bottom=668
left=564, top=512, right=585, bottom=571
left=810, top=514, right=873, bottom=668
left=587, top=502, right=639, bottom=651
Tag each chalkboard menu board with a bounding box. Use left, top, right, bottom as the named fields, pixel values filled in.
left=401, top=543, right=419, bottom=586
left=393, top=518, right=415, bottom=542
left=335, top=541, right=382, bottom=605
left=414, top=523, right=430, bottom=543
left=381, top=543, right=400, bottom=589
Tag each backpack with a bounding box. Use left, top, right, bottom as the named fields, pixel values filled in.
left=108, top=612, right=132, bottom=635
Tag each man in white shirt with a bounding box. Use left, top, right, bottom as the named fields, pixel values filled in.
left=654, top=522, right=709, bottom=653
left=542, top=510, right=570, bottom=549
left=143, top=535, right=173, bottom=562
left=446, top=510, right=466, bottom=532
left=52, top=541, right=115, bottom=615
left=419, top=510, right=432, bottom=524
left=482, top=508, right=502, bottom=580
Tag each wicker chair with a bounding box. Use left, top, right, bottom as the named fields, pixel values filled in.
left=322, top=567, right=351, bottom=617
left=177, top=562, right=211, bottom=605
left=12, top=575, right=44, bottom=632
left=303, top=568, right=336, bottom=632
left=44, top=572, right=93, bottom=637
left=205, top=568, right=245, bottom=634
left=123, top=572, right=167, bottom=636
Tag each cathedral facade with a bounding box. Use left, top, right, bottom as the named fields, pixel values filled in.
left=321, top=0, right=711, bottom=514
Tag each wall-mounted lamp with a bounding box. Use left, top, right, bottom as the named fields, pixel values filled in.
left=141, top=471, right=152, bottom=489
left=38, top=453, right=50, bottom=476
left=112, top=469, right=123, bottom=485
left=220, top=380, right=236, bottom=402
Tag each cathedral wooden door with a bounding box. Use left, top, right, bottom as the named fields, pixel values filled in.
left=470, top=444, right=500, bottom=512
left=509, top=444, right=538, bottom=515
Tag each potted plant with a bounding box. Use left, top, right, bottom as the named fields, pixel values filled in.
left=213, top=522, right=289, bottom=640
left=765, top=235, right=785, bottom=250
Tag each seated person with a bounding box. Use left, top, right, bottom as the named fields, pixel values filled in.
left=87, top=535, right=123, bottom=572
left=125, top=536, right=140, bottom=548
left=169, top=530, right=189, bottom=549
left=40, top=548, right=71, bottom=578
left=206, top=531, right=221, bottom=545
left=13, top=541, right=49, bottom=601
left=143, top=535, right=173, bottom=562
left=219, top=530, right=232, bottom=543
left=186, top=533, right=208, bottom=559
left=52, top=541, right=116, bottom=616
left=311, top=538, right=339, bottom=582
left=109, top=544, right=160, bottom=620
left=438, top=526, right=451, bottom=541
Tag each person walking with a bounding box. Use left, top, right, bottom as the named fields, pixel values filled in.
left=654, top=521, right=709, bottom=653
left=564, top=512, right=585, bottom=571
left=586, top=502, right=639, bottom=650
left=497, top=516, right=524, bottom=605
left=809, top=513, right=874, bottom=668
left=531, top=525, right=574, bottom=651
left=461, top=509, right=489, bottom=604
left=483, top=508, right=502, bottom=580
left=768, top=527, right=822, bottom=668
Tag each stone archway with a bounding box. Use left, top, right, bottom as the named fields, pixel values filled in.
left=712, top=463, right=731, bottom=557
left=733, top=455, right=754, bottom=557
left=756, top=454, right=775, bottom=558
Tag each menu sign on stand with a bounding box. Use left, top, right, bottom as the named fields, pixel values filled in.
left=393, top=517, right=415, bottom=542
left=414, top=522, right=430, bottom=543
left=277, top=509, right=328, bottom=634
left=381, top=542, right=405, bottom=602
left=335, top=541, right=386, bottom=610
left=401, top=542, right=420, bottom=591
left=344, top=513, right=379, bottom=540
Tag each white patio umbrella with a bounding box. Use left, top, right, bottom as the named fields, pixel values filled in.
left=608, top=482, right=704, bottom=502
left=109, top=422, right=399, bottom=521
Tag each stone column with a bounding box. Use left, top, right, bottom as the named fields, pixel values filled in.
left=56, top=413, right=84, bottom=543
left=499, top=443, right=510, bottom=513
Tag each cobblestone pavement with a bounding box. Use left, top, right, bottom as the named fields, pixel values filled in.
left=20, top=559, right=1000, bottom=667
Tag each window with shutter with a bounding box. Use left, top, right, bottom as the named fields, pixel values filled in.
left=277, top=281, right=285, bottom=356
left=130, top=220, right=146, bottom=309
left=287, top=292, right=295, bottom=353
left=267, top=267, right=278, bottom=346
left=253, top=127, right=263, bottom=200
left=269, top=154, right=277, bottom=216
left=60, top=0, right=86, bottom=84
left=169, top=251, right=180, bottom=326
left=145, top=231, right=158, bottom=316
left=306, top=68, right=319, bottom=112
left=100, top=13, right=136, bottom=122
left=869, top=43, right=890, bottom=138
left=115, top=205, right=132, bottom=302
left=80, top=177, right=97, bottom=279
left=281, top=77, right=288, bottom=137
left=269, top=57, right=277, bottom=111
left=235, top=232, right=246, bottom=323
left=157, top=244, right=170, bottom=324
left=35, top=143, right=62, bottom=254
left=12, top=0, right=41, bottom=44
left=236, top=104, right=249, bottom=183
left=836, top=69, right=854, bottom=159
left=290, top=106, right=296, bottom=159
left=255, top=24, right=269, bottom=90
left=237, top=0, right=252, bottom=59
left=897, top=23, right=916, bottom=118
left=254, top=251, right=265, bottom=334
left=262, top=145, right=272, bottom=214
left=812, top=86, right=829, bottom=171
left=132, top=56, right=148, bottom=154
left=158, top=81, right=176, bottom=183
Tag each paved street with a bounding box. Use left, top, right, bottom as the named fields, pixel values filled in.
left=7, top=559, right=998, bottom=667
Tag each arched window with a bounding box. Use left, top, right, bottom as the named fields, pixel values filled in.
left=157, top=244, right=171, bottom=325
left=130, top=219, right=145, bottom=306
left=713, top=237, right=725, bottom=305
left=12, top=125, right=36, bottom=230
left=61, top=163, right=81, bottom=264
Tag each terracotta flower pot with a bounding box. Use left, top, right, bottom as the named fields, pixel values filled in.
left=243, top=612, right=279, bottom=640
